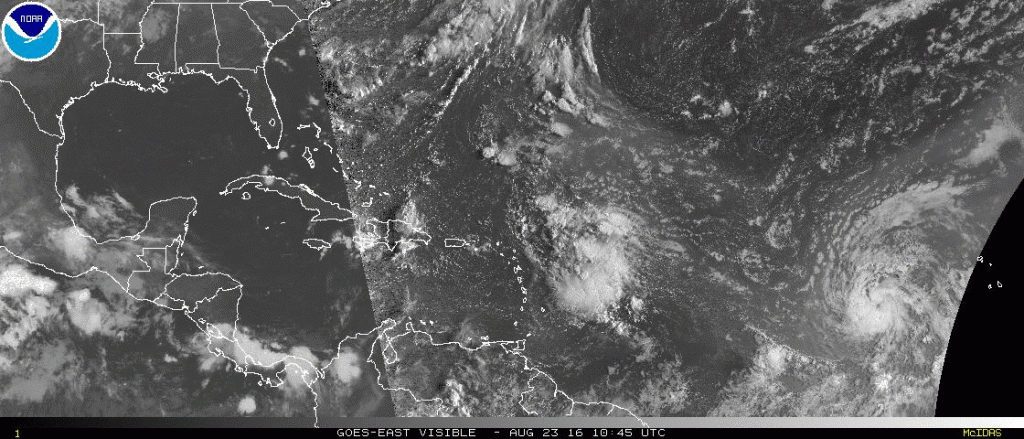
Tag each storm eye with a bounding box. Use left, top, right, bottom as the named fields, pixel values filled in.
left=998, top=138, right=1022, bottom=163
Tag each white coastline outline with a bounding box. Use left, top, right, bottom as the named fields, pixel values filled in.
left=0, top=0, right=643, bottom=425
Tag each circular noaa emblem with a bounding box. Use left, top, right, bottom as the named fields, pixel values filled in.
left=2, top=2, right=60, bottom=62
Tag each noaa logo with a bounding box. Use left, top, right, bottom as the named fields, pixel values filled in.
left=2, top=2, right=60, bottom=62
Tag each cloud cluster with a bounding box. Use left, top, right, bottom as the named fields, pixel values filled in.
left=534, top=194, right=641, bottom=321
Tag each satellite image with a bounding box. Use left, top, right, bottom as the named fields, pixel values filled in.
left=1, top=0, right=1023, bottom=425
